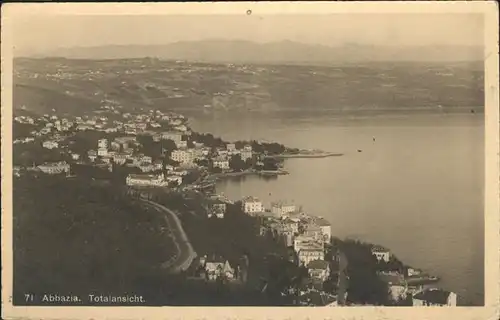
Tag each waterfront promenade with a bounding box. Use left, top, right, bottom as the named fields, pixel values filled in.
left=142, top=199, right=197, bottom=273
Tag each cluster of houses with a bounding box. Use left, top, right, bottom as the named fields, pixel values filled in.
left=192, top=254, right=249, bottom=284
left=14, top=106, right=267, bottom=186
left=368, top=245, right=457, bottom=306
left=240, top=197, right=333, bottom=280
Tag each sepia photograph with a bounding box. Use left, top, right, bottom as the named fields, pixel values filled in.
left=1, top=2, right=499, bottom=319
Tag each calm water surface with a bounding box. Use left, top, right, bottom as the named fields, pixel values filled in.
left=189, top=112, right=484, bottom=306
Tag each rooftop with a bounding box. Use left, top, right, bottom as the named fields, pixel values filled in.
left=307, top=259, right=330, bottom=270
left=314, top=217, right=331, bottom=227
left=128, top=174, right=159, bottom=180
left=371, top=245, right=390, bottom=253
left=243, top=196, right=261, bottom=202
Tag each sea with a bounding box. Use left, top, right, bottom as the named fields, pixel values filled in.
left=188, top=110, right=485, bottom=306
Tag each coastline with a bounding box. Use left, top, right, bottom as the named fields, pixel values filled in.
left=203, top=169, right=289, bottom=182
left=268, top=152, right=344, bottom=159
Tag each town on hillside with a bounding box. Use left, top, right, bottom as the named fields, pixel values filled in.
left=13, top=105, right=455, bottom=307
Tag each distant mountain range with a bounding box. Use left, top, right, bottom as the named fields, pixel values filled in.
left=33, top=40, right=483, bottom=63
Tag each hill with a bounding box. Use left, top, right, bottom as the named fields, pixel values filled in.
left=13, top=176, right=177, bottom=304
left=12, top=57, right=484, bottom=116
left=42, top=40, right=483, bottom=63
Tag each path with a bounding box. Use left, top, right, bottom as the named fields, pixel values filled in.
left=142, top=199, right=197, bottom=273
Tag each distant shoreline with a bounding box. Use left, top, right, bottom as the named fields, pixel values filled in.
left=268, top=152, right=344, bottom=159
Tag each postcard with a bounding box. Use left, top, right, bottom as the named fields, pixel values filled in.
left=1, top=2, right=499, bottom=319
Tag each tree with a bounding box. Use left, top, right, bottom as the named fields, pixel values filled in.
left=229, top=154, right=246, bottom=172
left=161, top=139, right=177, bottom=156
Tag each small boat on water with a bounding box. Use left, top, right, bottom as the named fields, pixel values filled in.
left=357, top=149, right=363, bottom=153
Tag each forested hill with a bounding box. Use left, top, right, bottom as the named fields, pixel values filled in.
left=13, top=57, right=484, bottom=116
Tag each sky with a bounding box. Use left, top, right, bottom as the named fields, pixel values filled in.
left=10, top=13, right=484, bottom=56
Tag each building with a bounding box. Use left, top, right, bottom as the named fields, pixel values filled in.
left=71, top=153, right=80, bottom=160
left=161, top=131, right=183, bottom=143
left=126, top=173, right=166, bottom=187
left=298, top=247, right=325, bottom=266
left=97, top=138, right=108, bottom=149
left=176, top=140, right=188, bottom=149
left=371, top=245, right=391, bottom=262
left=304, top=224, right=324, bottom=242
left=42, top=140, right=59, bottom=149
left=87, top=150, right=97, bottom=162
left=378, top=272, right=408, bottom=302
left=138, top=163, right=156, bottom=173
left=141, top=155, right=153, bottom=164
left=213, top=157, right=230, bottom=170
left=207, top=200, right=227, bottom=219
left=314, top=218, right=332, bottom=243
left=226, top=143, right=236, bottom=152
left=271, top=201, right=296, bottom=217
left=240, top=150, right=253, bottom=162
left=307, top=260, right=331, bottom=282
left=110, top=141, right=121, bottom=151
left=412, top=288, right=457, bottom=306
left=114, top=136, right=136, bottom=150
left=152, top=160, right=163, bottom=171
left=282, top=218, right=299, bottom=234
left=37, top=161, right=70, bottom=174
left=166, top=175, right=183, bottom=186
left=294, top=235, right=324, bottom=253
left=242, top=196, right=264, bottom=215
left=97, top=148, right=108, bottom=157
left=171, top=149, right=194, bottom=164
left=203, top=257, right=235, bottom=281
left=112, top=153, right=128, bottom=165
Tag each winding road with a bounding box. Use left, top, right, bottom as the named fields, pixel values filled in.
left=142, top=199, right=197, bottom=273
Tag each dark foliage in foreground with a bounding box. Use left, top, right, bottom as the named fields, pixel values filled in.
left=333, top=238, right=390, bottom=305
left=13, top=176, right=177, bottom=304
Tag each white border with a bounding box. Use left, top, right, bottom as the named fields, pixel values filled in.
left=2, top=2, right=499, bottom=319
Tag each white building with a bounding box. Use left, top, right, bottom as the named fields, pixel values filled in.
left=378, top=272, right=408, bottom=302
left=314, top=218, right=332, bottom=243
left=242, top=196, right=264, bottom=215
left=226, top=143, right=236, bottom=152
left=97, top=148, right=108, bottom=157
left=298, top=248, right=325, bottom=266
left=293, top=234, right=324, bottom=254
left=42, top=140, right=59, bottom=149
left=88, top=150, right=97, bottom=162
left=171, top=149, right=195, bottom=164
left=37, top=161, right=70, bottom=174
left=161, top=131, right=183, bottom=143
left=208, top=200, right=227, bottom=219
left=112, top=153, right=128, bottom=165
left=241, top=150, right=253, bottom=162
left=213, top=157, right=230, bottom=170
left=175, top=140, right=188, bottom=149
left=98, top=138, right=108, bottom=149
left=412, top=288, right=457, bottom=306
left=126, top=173, right=167, bottom=187
left=371, top=245, right=391, bottom=262
left=166, top=175, right=183, bottom=186
left=271, top=201, right=296, bottom=217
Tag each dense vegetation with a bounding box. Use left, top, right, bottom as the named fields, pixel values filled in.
left=332, top=238, right=390, bottom=305
left=13, top=175, right=177, bottom=305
